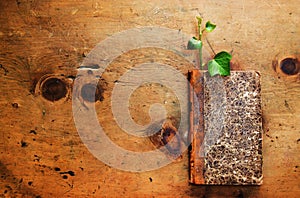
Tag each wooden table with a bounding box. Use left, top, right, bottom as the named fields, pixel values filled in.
left=0, top=0, right=299, bottom=197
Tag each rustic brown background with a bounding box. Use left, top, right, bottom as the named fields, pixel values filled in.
left=0, top=0, right=299, bottom=197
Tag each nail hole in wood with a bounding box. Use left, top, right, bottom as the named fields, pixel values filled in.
left=280, top=58, right=299, bottom=75
left=81, top=83, right=103, bottom=102
left=41, top=78, right=67, bottom=101
left=11, top=103, right=19, bottom=108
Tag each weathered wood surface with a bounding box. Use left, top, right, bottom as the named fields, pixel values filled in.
left=0, top=0, right=299, bottom=197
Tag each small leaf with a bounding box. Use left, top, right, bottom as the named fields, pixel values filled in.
left=205, top=21, right=216, bottom=32
left=187, top=37, right=202, bottom=50
left=196, top=16, right=202, bottom=24
left=208, top=51, right=232, bottom=76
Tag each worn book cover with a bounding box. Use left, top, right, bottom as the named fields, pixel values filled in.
left=189, top=70, right=263, bottom=185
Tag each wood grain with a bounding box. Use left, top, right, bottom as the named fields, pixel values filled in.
left=0, top=0, right=299, bottom=197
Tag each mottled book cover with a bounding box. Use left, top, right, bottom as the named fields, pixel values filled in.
left=189, top=70, right=263, bottom=185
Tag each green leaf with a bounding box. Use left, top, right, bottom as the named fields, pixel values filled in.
left=205, top=21, right=216, bottom=32
left=187, top=37, right=202, bottom=50
left=208, top=51, right=232, bottom=76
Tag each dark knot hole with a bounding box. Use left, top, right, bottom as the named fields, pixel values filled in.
left=41, top=78, right=67, bottom=101
left=280, top=58, right=299, bottom=75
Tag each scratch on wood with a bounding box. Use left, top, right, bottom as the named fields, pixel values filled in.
left=0, top=64, right=9, bottom=75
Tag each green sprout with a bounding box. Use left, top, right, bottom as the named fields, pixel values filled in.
left=187, top=16, right=232, bottom=76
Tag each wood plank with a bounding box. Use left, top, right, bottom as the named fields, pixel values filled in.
left=0, top=0, right=299, bottom=197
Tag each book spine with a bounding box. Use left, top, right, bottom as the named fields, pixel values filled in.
left=189, top=70, right=205, bottom=184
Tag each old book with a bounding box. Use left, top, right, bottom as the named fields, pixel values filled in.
left=189, top=70, right=263, bottom=185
